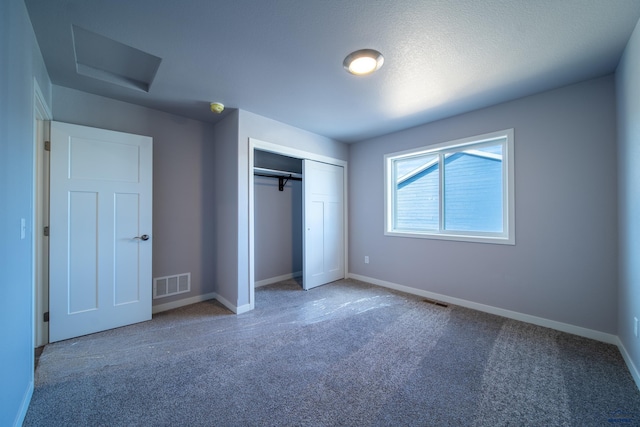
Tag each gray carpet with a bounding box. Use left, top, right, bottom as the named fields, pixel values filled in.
left=24, top=279, right=640, bottom=426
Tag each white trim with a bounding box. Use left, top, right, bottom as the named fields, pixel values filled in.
left=208, top=292, right=250, bottom=314
left=33, top=77, right=52, bottom=349
left=251, top=139, right=348, bottom=169
left=617, top=338, right=640, bottom=391
left=348, top=273, right=618, bottom=345
left=235, top=303, right=253, bottom=315
left=33, top=78, right=52, bottom=119
left=255, top=271, right=302, bottom=288
left=14, top=380, right=33, bottom=427
left=384, top=129, right=515, bottom=245
left=151, top=292, right=217, bottom=314
left=384, top=229, right=514, bottom=245
left=213, top=293, right=253, bottom=315
left=151, top=292, right=254, bottom=316
left=248, top=138, right=349, bottom=312
left=214, top=292, right=240, bottom=314
left=386, top=129, right=511, bottom=159
left=248, top=139, right=256, bottom=313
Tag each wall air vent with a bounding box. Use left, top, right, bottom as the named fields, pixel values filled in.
left=153, top=273, right=190, bottom=299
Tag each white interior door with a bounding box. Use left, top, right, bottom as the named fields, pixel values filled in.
left=49, top=121, right=153, bottom=342
left=303, top=160, right=344, bottom=290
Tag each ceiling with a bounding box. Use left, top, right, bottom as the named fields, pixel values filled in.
left=25, top=0, right=640, bottom=143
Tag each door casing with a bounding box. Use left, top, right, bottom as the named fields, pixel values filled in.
left=33, top=79, right=52, bottom=348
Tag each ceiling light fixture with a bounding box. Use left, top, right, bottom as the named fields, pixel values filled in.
left=343, top=49, right=384, bottom=76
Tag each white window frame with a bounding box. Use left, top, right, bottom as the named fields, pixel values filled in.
left=384, top=129, right=515, bottom=245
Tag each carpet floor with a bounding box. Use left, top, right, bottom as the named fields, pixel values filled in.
left=24, top=279, right=640, bottom=426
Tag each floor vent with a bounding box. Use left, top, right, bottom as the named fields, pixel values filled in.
left=423, top=298, right=449, bottom=308
left=153, top=273, right=191, bottom=299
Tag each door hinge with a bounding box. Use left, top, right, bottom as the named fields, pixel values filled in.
left=44, top=140, right=50, bottom=151
left=43, top=312, right=49, bottom=322
left=44, top=226, right=49, bottom=236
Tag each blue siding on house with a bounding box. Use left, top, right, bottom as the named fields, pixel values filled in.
left=444, top=153, right=502, bottom=232
left=395, top=153, right=502, bottom=232
left=397, top=163, right=439, bottom=230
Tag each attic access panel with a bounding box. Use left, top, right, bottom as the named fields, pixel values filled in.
left=72, top=25, right=161, bottom=92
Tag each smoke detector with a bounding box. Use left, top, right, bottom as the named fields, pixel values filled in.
left=210, top=102, right=224, bottom=114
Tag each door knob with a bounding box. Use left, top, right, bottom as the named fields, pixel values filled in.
left=134, top=234, right=150, bottom=241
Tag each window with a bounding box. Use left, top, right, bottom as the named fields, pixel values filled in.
left=385, top=129, right=514, bottom=244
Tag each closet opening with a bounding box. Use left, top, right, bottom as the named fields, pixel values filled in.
left=247, top=138, right=347, bottom=311
left=253, top=149, right=304, bottom=289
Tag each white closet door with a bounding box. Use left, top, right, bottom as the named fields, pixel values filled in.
left=303, top=160, right=344, bottom=290
left=49, top=121, right=153, bottom=342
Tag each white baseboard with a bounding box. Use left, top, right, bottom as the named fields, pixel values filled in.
left=235, top=302, right=254, bottom=314
left=213, top=293, right=236, bottom=313
left=152, top=292, right=218, bottom=314
left=617, top=338, right=640, bottom=391
left=14, top=380, right=33, bottom=427
left=348, top=273, right=618, bottom=345
left=255, top=271, right=302, bottom=288
left=151, top=290, right=253, bottom=315
left=213, top=292, right=255, bottom=314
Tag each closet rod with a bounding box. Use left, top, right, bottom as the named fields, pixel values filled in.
left=254, top=167, right=302, bottom=191
left=253, top=167, right=302, bottom=179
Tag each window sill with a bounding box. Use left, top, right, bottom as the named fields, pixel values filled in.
left=384, top=230, right=515, bottom=245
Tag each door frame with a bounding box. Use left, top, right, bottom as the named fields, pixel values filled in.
left=33, top=78, right=52, bottom=347
left=248, top=138, right=348, bottom=309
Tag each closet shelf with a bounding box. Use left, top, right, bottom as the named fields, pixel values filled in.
left=254, top=167, right=302, bottom=191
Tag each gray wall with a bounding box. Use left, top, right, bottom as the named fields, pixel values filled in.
left=52, top=86, right=218, bottom=307
left=617, top=18, right=640, bottom=378
left=212, top=110, right=239, bottom=306
left=349, top=75, right=618, bottom=334
left=0, top=0, right=52, bottom=423
left=254, top=175, right=302, bottom=282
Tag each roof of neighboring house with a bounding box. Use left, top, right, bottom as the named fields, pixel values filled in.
left=397, top=150, right=502, bottom=185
